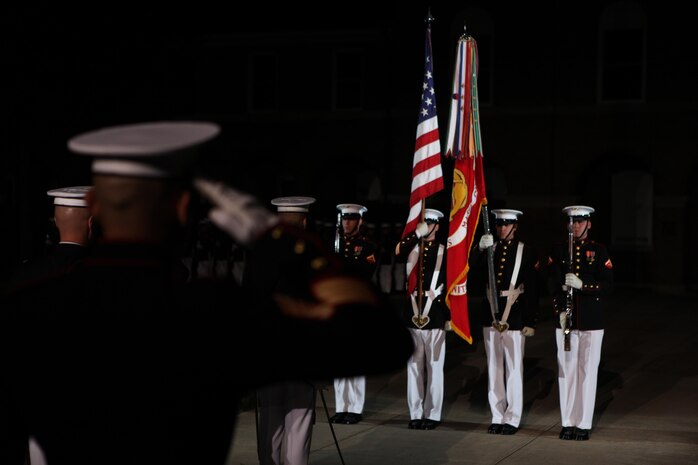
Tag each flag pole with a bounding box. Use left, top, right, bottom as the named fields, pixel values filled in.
left=480, top=200, right=499, bottom=319
left=402, top=7, right=444, bottom=326
left=444, top=29, right=487, bottom=343
left=417, top=199, right=426, bottom=313
left=463, top=25, right=500, bottom=322
left=416, top=9, right=435, bottom=317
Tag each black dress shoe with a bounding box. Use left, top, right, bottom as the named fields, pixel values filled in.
left=501, top=424, right=518, bottom=435
left=330, top=412, right=347, bottom=424
left=408, top=419, right=423, bottom=429
left=342, top=413, right=363, bottom=424
left=575, top=428, right=590, bottom=441
left=559, top=426, right=575, bottom=440
left=487, top=423, right=503, bottom=434
left=421, top=419, right=440, bottom=430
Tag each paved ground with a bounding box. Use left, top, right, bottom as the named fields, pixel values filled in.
left=226, top=288, right=698, bottom=465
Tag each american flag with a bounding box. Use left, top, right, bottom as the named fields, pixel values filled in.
left=401, top=25, right=444, bottom=246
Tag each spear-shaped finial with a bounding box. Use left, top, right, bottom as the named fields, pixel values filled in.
left=425, top=8, right=435, bottom=28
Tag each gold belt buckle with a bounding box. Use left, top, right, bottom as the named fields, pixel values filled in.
left=412, top=315, right=430, bottom=329
left=492, top=320, right=509, bottom=332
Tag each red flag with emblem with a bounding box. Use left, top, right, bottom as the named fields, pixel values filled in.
left=444, top=34, right=487, bottom=344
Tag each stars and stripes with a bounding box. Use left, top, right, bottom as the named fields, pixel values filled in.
left=402, top=26, right=444, bottom=245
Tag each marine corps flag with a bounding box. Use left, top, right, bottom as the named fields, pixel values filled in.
left=444, top=34, right=487, bottom=344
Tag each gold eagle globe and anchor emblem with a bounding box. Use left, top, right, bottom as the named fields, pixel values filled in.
left=450, top=167, right=467, bottom=220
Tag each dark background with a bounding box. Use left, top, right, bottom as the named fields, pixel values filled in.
left=2, top=1, right=697, bottom=292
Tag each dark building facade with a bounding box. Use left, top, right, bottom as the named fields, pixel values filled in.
left=2, top=1, right=696, bottom=292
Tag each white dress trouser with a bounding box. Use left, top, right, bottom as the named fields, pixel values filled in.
left=407, top=328, right=446, bottom=421
left=29, top=437, right=47, bottom=465
left=257, top=381, right=315, bottom=465
left=556, top=328, right=604, bottom=430
left=333, top=376, right=366, bottom=414
left=482, top=327, right=525, bottom=427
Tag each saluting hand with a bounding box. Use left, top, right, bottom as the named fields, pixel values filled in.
left=194, top=178, right=279, bottom=245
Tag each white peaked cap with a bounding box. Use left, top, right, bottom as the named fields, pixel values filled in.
left=46, top=186, right=92, bottom=207
left=424, top=208, right=444, bottom=222
left=562, top=205, right=595, bottom=217
left=68, top=121, right=220, bottom=178
left=271, top=196, right=316, bottom=213
left=492, top=209, right=523, bottom=221
left=337, top=203, right=368, bottom=216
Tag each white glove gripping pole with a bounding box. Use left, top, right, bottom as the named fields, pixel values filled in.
left=565, top=273, right=583, bottom=290
left=415, top=222, right=430, bottom=239
left=478, top=234, right=494, bottom=251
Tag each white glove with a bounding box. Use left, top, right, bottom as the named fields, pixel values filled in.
left=565, top=273, right=583, bottom=290
left=194, top=178, right=279, bottom=245
left=478, top=234, right=494, bottom=250
left=415, top=222, right=429, bottom=238
left=444, top=321, right=453, bottom=332
left=521, top=326, right=535, bottom=337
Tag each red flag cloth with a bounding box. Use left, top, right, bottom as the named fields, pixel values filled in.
left=444, top=35, right=487, bottom=344
left=402, top=26, right=444, bottom=294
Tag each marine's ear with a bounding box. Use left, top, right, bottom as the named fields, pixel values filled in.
left=86, top=188, right=99, bottom=218
left=176, top=190, right=191, bottom=226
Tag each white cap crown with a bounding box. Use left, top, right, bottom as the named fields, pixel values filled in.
left=68, top=121, right=220, bottom=178
left=424, top=208, right=444, bottom=223
left=271, top=196, right=316, bottom=213
left=337, top=203, right=367, bottom=217
left=492, top=209, right=523, bottom=223
left=46, top=186, right=92, bottom=207
left=562, top=205, right=595, bottom=218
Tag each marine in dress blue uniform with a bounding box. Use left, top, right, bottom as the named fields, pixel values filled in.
left=245, top=196, right=318, bottom=465
left=473, top=209, right=539, bottom=435
left=0, top=121, right=414, bottom=465
left=330, top=203, right=379, bottom=425
left=11, top=186, right=93, bottom=287
left=549, top=205, right=613, bottom=441
left=394, top=209, right=450, bottom=430
left=8, top=186, right=94, bottom=465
